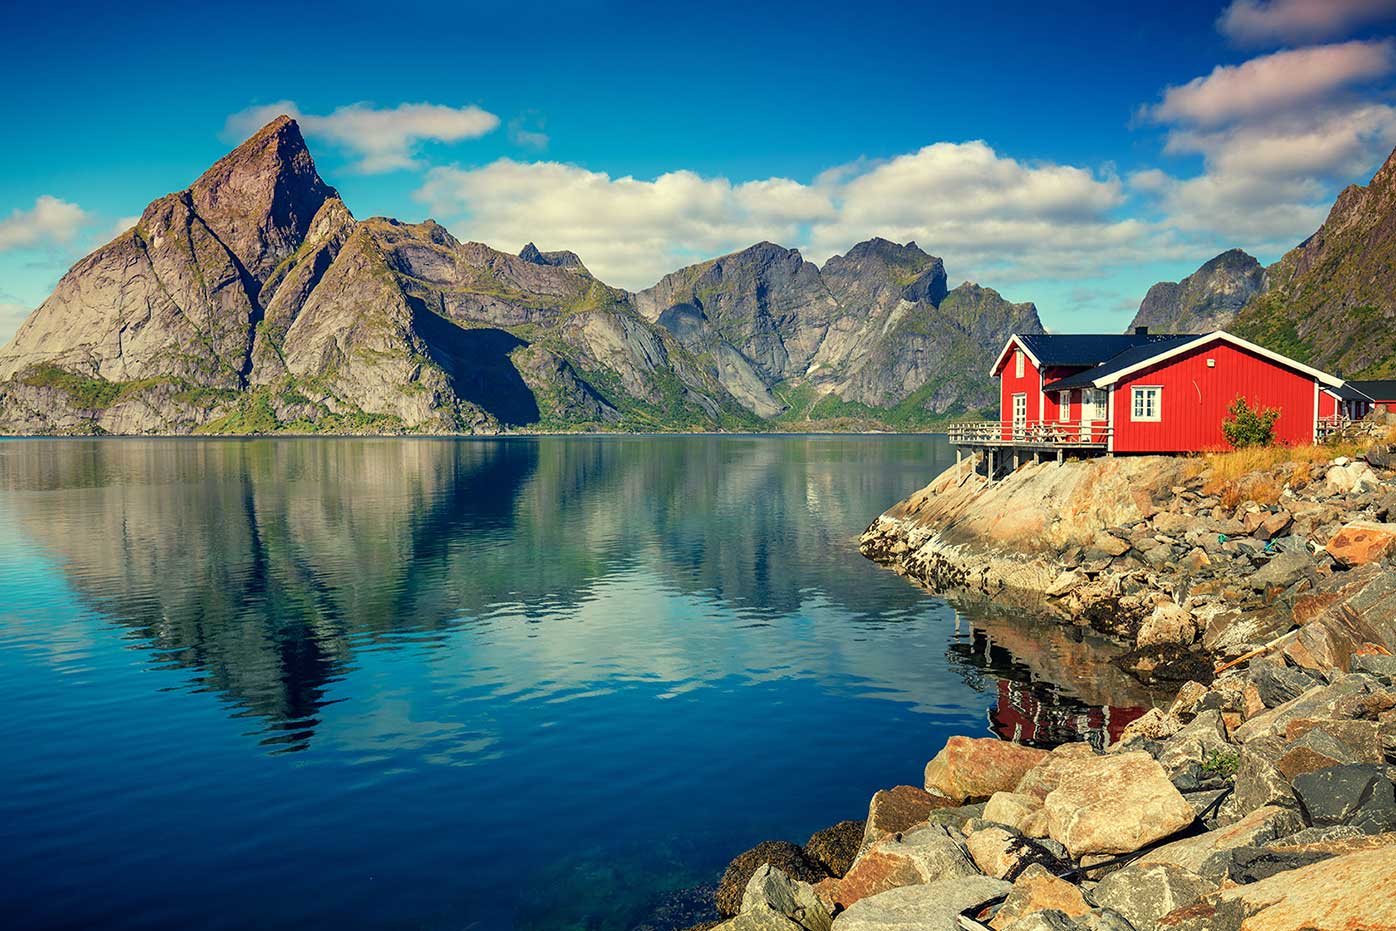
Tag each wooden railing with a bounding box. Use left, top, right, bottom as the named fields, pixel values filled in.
left=947, top=420, right=1112, bottom=447
left=1317, top=415, right=1354, bottom=442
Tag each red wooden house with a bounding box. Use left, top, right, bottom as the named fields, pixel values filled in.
left=956, top=327, right=1351, bottom=458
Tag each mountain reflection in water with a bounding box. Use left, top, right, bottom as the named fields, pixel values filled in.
left=0, top=436, right=1149, bottom=931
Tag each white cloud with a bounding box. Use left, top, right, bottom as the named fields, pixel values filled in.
left=0, top=196, right=89, bottom=251
left=508, top=115, right=550, bottom=150
left=414, top=141, right=1153, bottom=291
left=1219, top=0, right=1396, bottom=47
left=226, top=101, right=500, bottom=173
left=1137, top=39, right=1396, bottom=254
left=1147, top=40, right=1395, bottom=127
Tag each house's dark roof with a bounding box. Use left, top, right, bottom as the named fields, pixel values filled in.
left=1043, top=335, right=1200, bottom=390
left=1331, top=382, right=1376, bottom=401
left=1017, top=332, right=1196, bottom=368
left=1348, top=380, right=1396, bottom=401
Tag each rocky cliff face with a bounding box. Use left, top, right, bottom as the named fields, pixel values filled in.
left=635, top=238, right=1043, bottom=425
left=1231, top=145, right=1396, bottom=377
left=1128, top=249, right=1264, bottom=334
left=0, top=117, right=1039, bottom=435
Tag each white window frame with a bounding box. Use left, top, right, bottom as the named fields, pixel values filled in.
left=1057, top=389, right=1072, bottom=422
left=1085, top=388, right=1107, bottom=422
left=1131, top=386, right=1162, bottom=422
left=1015, top=351, right=1024, bottom=379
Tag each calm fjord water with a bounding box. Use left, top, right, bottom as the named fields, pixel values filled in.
left=0, top=436, right=1145, bottom=931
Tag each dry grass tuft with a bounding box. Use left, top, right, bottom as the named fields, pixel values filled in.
left=1193, top=438, right=1373, bottom=507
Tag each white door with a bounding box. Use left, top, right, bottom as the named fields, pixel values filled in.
left=1082, top=388, right=1106, bottom=441
left=1012, top=393, right=1027, bottom=439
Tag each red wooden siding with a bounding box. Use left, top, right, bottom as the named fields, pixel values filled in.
left=1319, top=390, right=1339, bottom=419
left=998, top=346, right=1043, bottom=440
left=1111, top=339, right=1319, bottom=453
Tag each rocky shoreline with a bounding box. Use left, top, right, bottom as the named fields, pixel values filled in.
left=665, top=432, right=1396, bottom=931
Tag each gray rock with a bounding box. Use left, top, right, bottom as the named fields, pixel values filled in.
left=1352, top=653, right=1396, bottom=685
left=1224, top=737, right=1296, bottom=821
left=1094, top=861, right=1216, bottom=930
left=1292, top=764, right=1396, bottom=828
left=1250, top=662, right=1323, bottom=708
left=1247, top=551, right=1314, bottom=590
left=739, top=864, right=832, bottom=931
left=1225, top=845, right=1331, bottom=883
left=830, top=875, right=1011, bottom=930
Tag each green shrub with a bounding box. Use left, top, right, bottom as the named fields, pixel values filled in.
left=1222, top=396, right=1279, bottom=448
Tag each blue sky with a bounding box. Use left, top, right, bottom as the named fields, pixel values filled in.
left=3, top=0, right=1396, bottom=341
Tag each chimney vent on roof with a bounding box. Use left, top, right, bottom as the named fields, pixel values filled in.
left=1135, top=326, right=1149, bottom=335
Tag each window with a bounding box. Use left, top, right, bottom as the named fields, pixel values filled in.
left=1058, top=390, right=1072, bottom=422
left=1014, top=350, right=1024, bottom=379
left=1131, top=386, right=1161, bottom=422
left=1086, top=388, right=1107, bottom=422
left=1012, top=393, right=1027, bottom=437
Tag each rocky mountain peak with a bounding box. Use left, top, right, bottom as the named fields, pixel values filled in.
left=519, top=242, right=588, bottom=272
left=1129, top=249, right=1264, bottom=334
left=186, top=115, right=340, bottom=285
left=822, top=238, right=948, bottom=307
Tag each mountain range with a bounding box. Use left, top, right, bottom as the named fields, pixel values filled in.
left=0, top=116, right=1042, bottom=435
left=6, top=116, right=1396, bottom=436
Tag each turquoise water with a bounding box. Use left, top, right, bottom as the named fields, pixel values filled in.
left=0, top=436, right=1146, bottom=930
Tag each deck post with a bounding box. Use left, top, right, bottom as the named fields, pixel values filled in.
left=1013, top=449, right=1020, bottom=470
left=956, top=448, right=962, bottom=465
left=988, top=449, right=995, bottom=482
left=1056, top=448, right=1063, bottom=464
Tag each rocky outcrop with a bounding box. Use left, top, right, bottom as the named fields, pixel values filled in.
left=1127, top=250, right=1264, bottom=335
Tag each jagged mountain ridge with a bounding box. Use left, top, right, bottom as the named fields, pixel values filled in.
left=0, top=116, right=1040, bottom=434
left=1126, top=249, right=1264, bottom=335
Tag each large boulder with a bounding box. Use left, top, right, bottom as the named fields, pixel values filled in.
left=1231, top=675, right=1372, bottom=744
left=718, top=842, right=830, bottom=918
left=1013, top=744, right=1099, bottom=801
left=1137, top=602, right=1198, bottom=648
left=806, top=821, right=865, bottom=878
left=923, top=737, right=1049, bottom=804
left=864, top=786, right=953, bottom=845
left=1042, top=751, right=1196, bottom=858
left=1158, top=846, right=1396, bottom=931
left=823, top=824, right=977, bottom=910
left=1092, top=862, right=1216, bottom=930
left=1325, top=521, right=1396, bottom=566
left=830, top=875, right=1011, bottom=931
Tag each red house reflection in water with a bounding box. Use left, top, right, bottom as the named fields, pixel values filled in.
left=946, top=625, right=1148, bottom=750
left=989, top=678, right=1146, bottom=749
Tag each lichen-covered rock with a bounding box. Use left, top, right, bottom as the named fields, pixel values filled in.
left=864, top=786, right=954, bottom=845
left=1136, top=804, right=1302, bottom=879
left=924, top=737, right=1050, bottom=804
left=824, top=824, right=977, bottom=910
left=983, top=792, right=1045, bottom=835
left=1325, top=521, right=1396, bottom=566
left=805, top=820, right=865, bottom=878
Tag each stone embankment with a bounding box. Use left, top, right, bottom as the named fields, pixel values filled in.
left=672, top=437, right=1396, bottom=931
